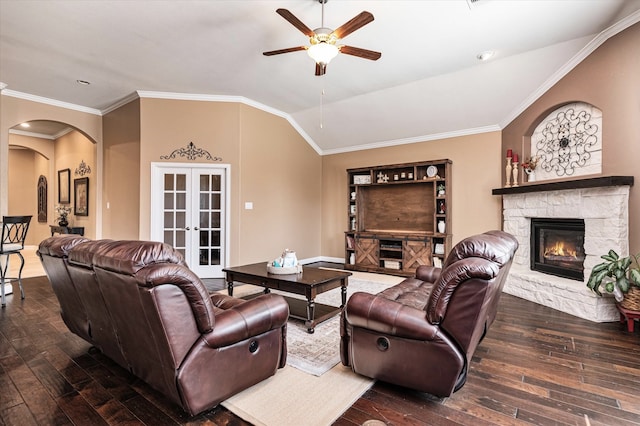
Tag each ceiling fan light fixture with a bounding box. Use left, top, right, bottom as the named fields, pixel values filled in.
left=308, top=42, right=339, bottom=65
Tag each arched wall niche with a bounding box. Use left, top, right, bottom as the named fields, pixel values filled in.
left=520, top=101, right=603, bottom=182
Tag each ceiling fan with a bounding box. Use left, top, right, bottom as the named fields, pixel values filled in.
left=263, top=0, right=381, bottom=76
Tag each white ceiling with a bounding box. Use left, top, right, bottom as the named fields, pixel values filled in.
left=2, top=0, right=639, bottom=154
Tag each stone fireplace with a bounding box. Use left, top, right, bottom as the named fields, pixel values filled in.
left=493, top=176, right=633, bottom=322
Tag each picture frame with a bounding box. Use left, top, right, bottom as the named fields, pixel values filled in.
left=58, top=169, right=71, bottom=203
left=74, top=177, right=89, bottom=216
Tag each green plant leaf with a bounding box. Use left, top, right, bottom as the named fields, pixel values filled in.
left=605, top=281, right=614, bottom=293
left=608, top=250, right=620, bottom=260
left=615, top=268, right=626, bottom=279
left=591, top=263, right=608, bottom=273
left=630, top=268, right=640, bottom=285
left=617, top=277, right=629, bottom=293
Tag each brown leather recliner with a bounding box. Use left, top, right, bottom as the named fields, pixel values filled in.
left=340, top=230, right=518, bottom=396
left=38, top=236, right=289, bottom=416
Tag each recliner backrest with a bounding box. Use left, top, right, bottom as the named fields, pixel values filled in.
left=425, top=231, right=518, bottom=360
left=37, top=235, right=91, bottom=340
left=84, top=240, right=216, bottom=402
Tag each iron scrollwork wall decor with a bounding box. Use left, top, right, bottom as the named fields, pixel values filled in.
left=75, top=160, right=92, bottom=176
left=160, top=142, right=222, bottom=162
left=532, top=104, right=602, bottom=177
left=532, top=102, right=602, bottom=180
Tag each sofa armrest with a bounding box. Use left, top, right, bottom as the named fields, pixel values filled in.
left=415, top=265, right=441, bottom=283
left=344, top=292, right=439, bottom=340
left=203, top=293, right=289, bottom=348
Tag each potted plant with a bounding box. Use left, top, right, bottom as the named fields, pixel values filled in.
left=587, top=249, right=640, bottom=310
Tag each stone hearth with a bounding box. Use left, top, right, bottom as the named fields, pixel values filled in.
left=493, top=176, right=634, bottom=322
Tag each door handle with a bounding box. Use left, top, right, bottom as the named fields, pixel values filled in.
left=185, top=227, right=190, bottom=231
left=194, top=227, right=199, bottom=230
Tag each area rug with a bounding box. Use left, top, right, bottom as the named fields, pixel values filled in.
left=221, top=271, right=403, bottom=376
left=221, top=363, right=374, bottom=426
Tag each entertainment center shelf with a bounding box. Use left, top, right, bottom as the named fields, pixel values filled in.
left=345, top=159, right=452, bottom=277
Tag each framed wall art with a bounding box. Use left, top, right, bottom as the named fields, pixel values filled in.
left=74, top=177, right=89, bottom=216
left=58, top=168, right=70, bottom=203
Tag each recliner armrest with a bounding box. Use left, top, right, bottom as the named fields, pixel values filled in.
left=203, top=293, right=289, bottom=348
left=415, top=265, right=441, bottom=283
left=344, top=292, right=439, bottom=340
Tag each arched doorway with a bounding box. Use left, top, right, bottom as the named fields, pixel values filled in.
left=8, top=120, right=97, bottom=244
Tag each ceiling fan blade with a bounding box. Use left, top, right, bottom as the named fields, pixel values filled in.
left=332, top=11, right=374, bottom=39
left=315, top=63, right=327, bottom=76
left=276, top=8, right=315, bottom=37
left=263, top=46, right=307, bottom=56
left=340, top=45, right=381, bottom=61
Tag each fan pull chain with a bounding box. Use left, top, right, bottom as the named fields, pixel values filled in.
left=320, top=88, right=325, bottom=129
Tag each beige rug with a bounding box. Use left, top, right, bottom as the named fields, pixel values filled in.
left=221, top=363, right=374, bottom=426
left=224, top=271, right=403, bottom=376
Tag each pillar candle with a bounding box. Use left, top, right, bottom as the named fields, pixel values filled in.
left=506, top=149, right=512, bottom=158
left=513, top=153, right=519, bottom=163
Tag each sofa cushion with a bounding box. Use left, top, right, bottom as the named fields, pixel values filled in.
left=378, top=277, right=434, bottom=311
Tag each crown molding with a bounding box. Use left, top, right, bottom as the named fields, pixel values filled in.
left=322, top=124, right=501, bottom=156
left=101, top=92, right=140, bottom=115
left=500, top=10, right=640, bottom=129
left=0, top=89, right=102, bottom=116
left=9, top=128, right=56, bottom=140
left=9, top=126, right=74, bottom=140
left=137, top=91, right=323, bottom=155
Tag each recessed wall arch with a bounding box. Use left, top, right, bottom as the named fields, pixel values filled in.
left=521, top=101, right=603, bottom=182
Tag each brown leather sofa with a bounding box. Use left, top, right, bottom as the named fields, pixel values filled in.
left=38, top=235, right=289, bottom=416
left=340, top=230, right=518, bottom=396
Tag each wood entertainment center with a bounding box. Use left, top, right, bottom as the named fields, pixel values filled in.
left=345, top=159, right=452, bottom=276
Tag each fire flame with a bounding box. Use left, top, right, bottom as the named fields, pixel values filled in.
left=544, top=241, right=577, bottom=258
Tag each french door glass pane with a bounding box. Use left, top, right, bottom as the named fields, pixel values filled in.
left=176, top=174, right=186, bottom=191
left=211, top=212, right=221, bottom=228
left=211, top=193, right=220, bottom=209
left=164, top=174, right=174, bottom=190
left=200, top=175, right=209, bottom=191
left=211, top=175, right=221, bottom=191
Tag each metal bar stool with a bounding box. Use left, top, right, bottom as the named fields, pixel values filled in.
left=1, top=215, right=32, bottom=307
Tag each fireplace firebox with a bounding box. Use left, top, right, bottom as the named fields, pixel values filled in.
left=531, top=218, right=585, bottom=281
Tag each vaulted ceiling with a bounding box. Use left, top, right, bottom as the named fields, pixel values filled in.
left=2, top=1, right=639, bottom=154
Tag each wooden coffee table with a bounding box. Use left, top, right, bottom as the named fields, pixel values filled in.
left=223, top=263, right=352, bottom=333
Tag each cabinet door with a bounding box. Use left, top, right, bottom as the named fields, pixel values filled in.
left=355, top=237, right=378, bottom=268
left=403, top=239, right=431, bottom=272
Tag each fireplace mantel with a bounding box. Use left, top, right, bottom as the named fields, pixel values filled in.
left=492, top=176, right=633, bottom=196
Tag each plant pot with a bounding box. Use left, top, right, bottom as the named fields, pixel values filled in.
left=621, top=286, right=640, bottom=311
left=58, top=218, right=69, bottom=227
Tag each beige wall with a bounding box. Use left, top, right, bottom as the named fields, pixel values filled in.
left=503, top=22, right=640, bottom=253
left=102, top=99, right=141, bottom=239
left=55, top=130, right=97, bottom=238
left=238, top=104, right=322, bottom=263
left=7, top=133, right=54, bottom=244
left=138, top=99, right=322, bottom=265
left=321, top=132, right=503, bottom=258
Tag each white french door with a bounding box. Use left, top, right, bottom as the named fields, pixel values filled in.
left=150, top=163, right=230, bottom=278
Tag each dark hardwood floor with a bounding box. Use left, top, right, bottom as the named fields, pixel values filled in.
left=1, top=275, right=639, bottom=425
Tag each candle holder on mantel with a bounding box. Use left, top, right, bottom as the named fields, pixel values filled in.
left=512, top=161, right=519, bottom=187
left=505, top=157, right=512, bottom=187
